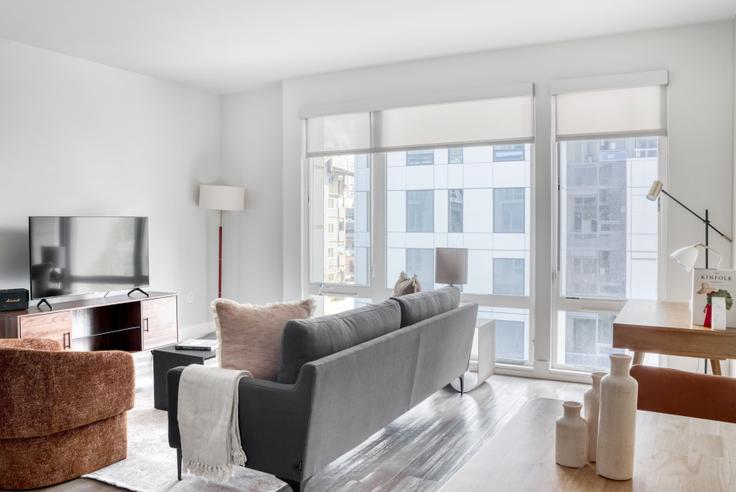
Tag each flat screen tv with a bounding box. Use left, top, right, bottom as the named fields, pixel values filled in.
left=29, top=216, right=150, bottom=300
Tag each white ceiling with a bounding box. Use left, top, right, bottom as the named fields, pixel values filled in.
left=0, top=0, right=735, bottom=94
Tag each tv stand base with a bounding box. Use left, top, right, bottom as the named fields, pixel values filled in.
left=36, top=298, right=53, bottom=310
left=127, top=287, right=150, bottom=298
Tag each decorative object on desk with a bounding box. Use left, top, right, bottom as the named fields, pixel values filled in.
left=393, top=271, right=421, bottom=296
left=555, top=401, right=587, bottom=468
left=199, top=184, right=245, bottom=298
left=597, top=354, right=638, bottom=481
left=175, top=338, right=218, bottom=351
left=584, top=371, right=605, bottom=463
left=692, top=270, right=735, bottom=328
left=435, top=247, right=468, bottom=287
left=213, top=298, right=314, bottom=379
left=711, top=296, right=727, bottom=330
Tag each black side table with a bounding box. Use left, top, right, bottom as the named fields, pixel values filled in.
left=152, top=344, right=217, bottom=410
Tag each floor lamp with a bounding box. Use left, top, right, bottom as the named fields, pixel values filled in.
left=199, top=184, right=245, bottom=299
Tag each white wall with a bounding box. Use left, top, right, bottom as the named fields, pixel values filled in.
left=0, top=41, right=221, bottom=339
left=220, top=83, right=284, bottom=303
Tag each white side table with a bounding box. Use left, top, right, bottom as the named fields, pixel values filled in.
left=451, top=320, right=495, bottom=393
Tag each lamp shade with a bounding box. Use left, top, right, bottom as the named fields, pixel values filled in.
left=198, top=184, right=245, bottom=211
left=670, top=244, right=700, bottom=272
left=435, top=248, right=468, bottom=285
left=671, top=242, right=722, bottom=272
left=646, top=180, right=664, bottom=201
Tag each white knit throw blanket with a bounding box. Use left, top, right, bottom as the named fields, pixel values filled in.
left=177, top=364, right=251, bottom=482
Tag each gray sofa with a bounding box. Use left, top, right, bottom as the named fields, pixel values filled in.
left=167, top=287, right=478, bottom=491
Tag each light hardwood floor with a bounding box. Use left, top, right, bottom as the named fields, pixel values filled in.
left=22, top=354, right=587, bottom=492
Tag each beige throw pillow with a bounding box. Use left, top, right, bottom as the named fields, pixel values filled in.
left=213, top=298, right=315, bottom=380
left=393, top=271, right=422, bottom=296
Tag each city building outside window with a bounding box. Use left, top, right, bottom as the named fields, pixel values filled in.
left=493, top=144, right=525, bottom=162
left=406, top=248, right=435, bottom=291
left=449, top=148, right=464, bottom=164
left=493, top=258, right=525, bottom=296
left=448, top=189, right=463, bottom=233
left=494, top=188, right=525, bottom=233
left=407, top=149, right=435, bottom=166
left=406, top=190, right=434, bottom=232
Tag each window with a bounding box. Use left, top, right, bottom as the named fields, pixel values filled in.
left=552, top=73, right=666, bottom=373
left=306, top=89, right=536, bottom=370
left=560, top=138, right=657, bottom=300
left=308, top=154, right=370, bottom=285
left=493, top=144, right=525, bottom=162
left=407, top=149, right=434, bottom=166
left=448, top=189, right=463, bottom=233
left=494, top=188, right=525, bottom=233
left=406, top=190, right=434, bottom=232
left=556, top=311, right=622, bottom=371
left=449, top=148, right=464, bottom=164
left=493, top=258, right=525, bottom=296
left=477, top=306, right=530, bottom=364
left=406, top=248, right=434, bottom=291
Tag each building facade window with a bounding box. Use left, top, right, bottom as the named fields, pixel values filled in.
left=448, top=189, right=463, bottom=233
left=407, top=149, right=435, bottom=166
left=406, top=248, right=434, bottom=291
left=494, top=188, right=525, bottom=233
left=493, top=144, right=525, bottom=162
left=449, top=148, right=464, bottom=164
left=493, top=258, right=525, bottom=296
left=406, top=190, right=434, bottom=232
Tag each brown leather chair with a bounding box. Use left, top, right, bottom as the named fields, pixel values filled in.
left=631, top=364, right=736, bottom=423
left=0, top=338, right=135, bottom=490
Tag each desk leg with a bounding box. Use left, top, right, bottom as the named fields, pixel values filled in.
left=710, top=359, right=722, bottom=376
left=632, top=352, right=645, bottom=365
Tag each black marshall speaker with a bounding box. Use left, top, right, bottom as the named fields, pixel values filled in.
left=0, top=289, right=29, bottom=312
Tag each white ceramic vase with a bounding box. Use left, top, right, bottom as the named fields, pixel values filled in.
left=597, top=354, right=638, bottom=480
left=555, top=401, right=587, bottom=468
left=584, top=371, right=605, bottom=463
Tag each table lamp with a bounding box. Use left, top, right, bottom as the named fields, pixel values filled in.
left=435, top=248, right=468, bottom=287
left=199, top=184, right=245, bottom=298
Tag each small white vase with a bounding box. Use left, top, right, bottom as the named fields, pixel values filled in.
left=555, top=401, right=587, bottom=468
left=597, top=354, right=638, bottom=480
left=584, top=371, right=605, bottom=463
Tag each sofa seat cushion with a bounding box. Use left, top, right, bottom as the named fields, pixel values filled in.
left=276, top=299, right=402, bottom=384
left=391, top=286, right=461, bottom=327
left=214, top=298, right=315, bottom=380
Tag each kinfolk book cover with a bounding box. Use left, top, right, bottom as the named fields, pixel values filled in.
left=691, top=269, right=736, bottom=328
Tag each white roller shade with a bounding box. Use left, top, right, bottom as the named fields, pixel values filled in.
left=306, top=112, right=370, bottom=156
left=377, top=95, right=534, bottom=151
left=552, top=71, right=668, bottom=140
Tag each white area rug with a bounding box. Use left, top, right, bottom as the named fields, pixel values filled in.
left=84, top=354, right=289, bottom=492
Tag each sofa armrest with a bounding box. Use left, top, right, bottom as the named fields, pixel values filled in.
left=0, top=338, right=62, bottom=351
left=0, top=349, right=135, bottom=439
left=167, top=365, right=315, bottom=481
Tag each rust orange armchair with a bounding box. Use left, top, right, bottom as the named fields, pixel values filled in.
left=631, top=364, right=736, bottom=423
left=0, top=338, right=135, bottom=490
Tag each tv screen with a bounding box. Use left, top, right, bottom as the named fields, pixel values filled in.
left=29, top=216, right=150, bottom=299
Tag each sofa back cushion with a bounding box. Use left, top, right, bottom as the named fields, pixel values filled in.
left=214, top=298, right=315, bottom=380
left=276, top=299, right=402, bottom=384
left=391, top=286, right=461, bottom=327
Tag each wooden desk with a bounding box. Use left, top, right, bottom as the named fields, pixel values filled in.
left=612, top=299, right=736, bottom=375
left=440, top=397, right=736, bottom=491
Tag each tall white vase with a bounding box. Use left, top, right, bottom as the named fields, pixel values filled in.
left=584, top=371, right=605, bottom=462
left=597, top=354, right=638, bottom=480
left=555, top=401, right=587, bottom=468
